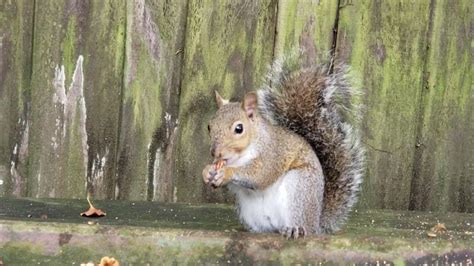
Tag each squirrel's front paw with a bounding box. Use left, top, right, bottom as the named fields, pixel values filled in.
left=209, top=168, right=229, bottom=188
left=203, top=164, right=231, bottom=188
left=202, top=164, right=217, bottom=184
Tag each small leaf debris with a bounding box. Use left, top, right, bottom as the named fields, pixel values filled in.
left=427, top=223, right=447, bottom=238
left=99, top=256, right=119, bottom=266
left=432, top=223, right=447, bottom=233
left=80, top=257, right=119, bottom=266
left=80, top=193, right=106, bottom=217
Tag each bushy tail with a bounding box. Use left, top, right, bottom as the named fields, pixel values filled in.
left=257, top=52, right=365, bottom=233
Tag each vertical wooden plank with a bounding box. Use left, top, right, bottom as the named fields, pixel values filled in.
left=116, top=0, right=187, bottom=201
left=410, top=0, right=473, bottom=212
left=0, top=0, right=34, bottom=197
left=336, top=1, right=432, bottom=209
left=273, top=0, right=338, bottom=58
left=28, top=1, right=125, bottom=199
left=82, top=1, right=126, bottom=199
left=176, top=0, right=278, bottom=203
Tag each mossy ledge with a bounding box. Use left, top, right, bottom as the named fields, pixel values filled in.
left=0, top=198, right=472, bottom=265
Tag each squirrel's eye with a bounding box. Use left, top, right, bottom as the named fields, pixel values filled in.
left=234, top=123, right=244, bottom=134
left=207, top=125, right=210, bottom=132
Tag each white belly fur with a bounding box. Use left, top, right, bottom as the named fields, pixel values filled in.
left=228, top=171, right=297, bottom=233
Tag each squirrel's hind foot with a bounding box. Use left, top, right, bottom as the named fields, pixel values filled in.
left=280, top=226, right=306, bottom=239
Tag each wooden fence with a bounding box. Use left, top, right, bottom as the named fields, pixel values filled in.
left=0, top=0, right=471, bottom=212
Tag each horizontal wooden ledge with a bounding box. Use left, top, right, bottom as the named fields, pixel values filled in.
left=0, top=197, right=473, bottom=264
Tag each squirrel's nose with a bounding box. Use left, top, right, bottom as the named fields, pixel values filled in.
left=210, top=143, right=223, bottom=158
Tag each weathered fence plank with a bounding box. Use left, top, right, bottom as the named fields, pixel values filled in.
left=116, top=0, right=187, bottom=201
left=336, top=1, right=432, bottom=209
left=0, top=0, right=34, bottom=197
left=28, top=1, right=125, bottom=199
left=0, top=0, right=471, bottom=213
left=409, top=0, right=473, bottom=212
left=176, top=0, right=278, bottom=202
left=273, top=0, right=338, bottom=58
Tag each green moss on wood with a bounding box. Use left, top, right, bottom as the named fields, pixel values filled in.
left=410, top=0, right=473, bottom=212
left=116, top=0, right=187, bottom=201
left=0, top=0, right=34, bottom=197
left=274, top=0, right=338, bottom=57
left=0, top=0, right=472, bottom=214
left=62, top=17, right=76, bottom=86
left=336, top=1, right=432, bottom=210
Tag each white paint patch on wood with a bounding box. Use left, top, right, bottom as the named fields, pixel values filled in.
left=152, top=148, right=161, bottom=201
left=10, top=119, right=29, bottom=197
left=90, top=147, right=109, bottom=191
left=52, top=55, right=89, bottom=181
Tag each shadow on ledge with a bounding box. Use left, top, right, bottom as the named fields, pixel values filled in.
left=0, top=197, right=473, bottom=265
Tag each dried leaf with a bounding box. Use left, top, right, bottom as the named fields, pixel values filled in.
left=431, top=223, right=447, bottom=234
left=427, top=223, right=447, bottom=238
left=80, top=193, right=106, bottom=217
left=99, top=256, right=119, bottom=266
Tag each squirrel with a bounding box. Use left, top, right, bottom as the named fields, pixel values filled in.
left=202, top=53, right=365, bottom=238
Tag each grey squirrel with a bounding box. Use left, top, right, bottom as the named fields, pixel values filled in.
left=202, top=52, right=365, bottom=238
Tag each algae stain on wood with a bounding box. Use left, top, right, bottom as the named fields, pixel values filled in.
left=0, top=0, right=34, bottom=197
left=176, top=0, right=278, bottom=202
left=336, top=1, right=432, bottom=210
left=273, top=0, right=338, bottom=59
left=409, top=0, right=473, bottom=212
left=117, top=0, right=187, bottom=201
left=81, top=1, right=126, bottom=199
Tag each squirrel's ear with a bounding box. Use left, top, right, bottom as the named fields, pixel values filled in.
left=242, top=92, right=258, bottom=119
left=215, top=91, right=229, bottom=109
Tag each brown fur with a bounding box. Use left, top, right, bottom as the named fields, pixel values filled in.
left=203, top=53, right=364, bottom=235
